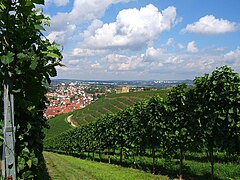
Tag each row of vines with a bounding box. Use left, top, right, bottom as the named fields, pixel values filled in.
left=45, top=66, right=240, bottom=179
left=0, top=0, right=62, bottom=178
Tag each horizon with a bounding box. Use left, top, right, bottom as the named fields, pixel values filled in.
left=51, top=78, right=194, bottom=82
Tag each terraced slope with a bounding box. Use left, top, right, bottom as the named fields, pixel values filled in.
left=72, top=90, right=168, bottom=125
left=44, top=90, right=168, bottom=140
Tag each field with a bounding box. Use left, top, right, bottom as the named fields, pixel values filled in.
left=44, top=90, right=168, bottom=140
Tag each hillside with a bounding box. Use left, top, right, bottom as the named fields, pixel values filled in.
left=72, top=90, right=168, bottom=124
left=44, top=113, right=73, bottom=140
left=44, top=90, right=168, bottom=140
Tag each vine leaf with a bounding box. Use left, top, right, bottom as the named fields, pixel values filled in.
left=27, top=160, right=32, bottom=168
left=30, top=58, right=38, bottom=70
left=1, top=51, right=14, bottom=65
left=34, top=24, right=45, bottom=31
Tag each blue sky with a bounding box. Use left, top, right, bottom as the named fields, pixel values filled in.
left=42, top=0, right=240, bottom=80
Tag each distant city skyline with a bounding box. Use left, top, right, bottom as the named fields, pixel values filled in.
left=42, top=0, right=240, bottom=80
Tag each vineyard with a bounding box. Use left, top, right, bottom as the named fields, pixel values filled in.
left=44, top=113, right=73, bottom=140
left=45, top=66, right=240, bottom=179
left=44, top=90, right=168, bottom=140
left=1, top=0, right=239, bottom=178
left=72, top=90, right=168, bottom=125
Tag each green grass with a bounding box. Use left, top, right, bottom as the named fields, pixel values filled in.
left=43, top=150, right=240, bottom=180
left=43, top=151, right=169, bottom=180
left=185, top=160, right=240, bottom=180
left=70, top=151, right=240, bottom=180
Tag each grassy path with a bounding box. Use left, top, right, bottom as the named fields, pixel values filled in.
left=43, top=152, right=169, bottom=180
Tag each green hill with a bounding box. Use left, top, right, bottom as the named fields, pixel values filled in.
left=44, top=89, right=168, bottom=140
left=72, top=90, right=168, bottom=124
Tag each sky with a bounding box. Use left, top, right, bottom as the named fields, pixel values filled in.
left=41, top=0, right=240, bottom=80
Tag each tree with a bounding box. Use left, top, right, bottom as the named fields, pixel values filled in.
left=0, top=0, right=62, bottom=178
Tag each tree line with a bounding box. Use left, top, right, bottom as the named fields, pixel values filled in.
left=45, top=66, right=240, bottom=180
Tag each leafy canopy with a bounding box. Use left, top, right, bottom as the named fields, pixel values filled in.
left=0, top=0, right=63, bottom=178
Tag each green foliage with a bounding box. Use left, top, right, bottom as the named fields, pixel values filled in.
left=45, top=65, right=240, bottom=179
left=0, top=0, right=62, bottom=178
left=193, top=65, right=240, bottom=179
left=167, top=83, right=196, bottom=178
left=194, top=66, right=240, bottom=152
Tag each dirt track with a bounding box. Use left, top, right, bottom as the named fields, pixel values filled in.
left=67, top=115, right=80, bottom=127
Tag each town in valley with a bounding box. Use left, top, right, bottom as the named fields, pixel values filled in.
left=44, top=79, right=193, bottom=119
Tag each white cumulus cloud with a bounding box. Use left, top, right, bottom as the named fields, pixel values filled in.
left=46, top=31, right=66, bottom=43
left=98, top=54, right=147, bottom=71
left=182, top=15, right=240, bottom=35
left=187, top=41, right=198, bottom=53
left=49, top=0, right=132, bottom=31
left=71, top=48, right=107, bottom=57
left=58, top=43, right=240, bottom=80
left=45, top=0, right=133, bottom=44
left=178, top=43, right=184, bottom=49
left=46, top=24, right=76, bottom=44
left=224, top=46, right=240, bottom=60
left=83, top=4, right=177, bottom=50
left=146, top=47, right=164, bottom=60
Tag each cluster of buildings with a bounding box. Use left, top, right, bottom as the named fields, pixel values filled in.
left=116, top=86, right=130, bottom=94
left=44, top=85, right=95, bottom=119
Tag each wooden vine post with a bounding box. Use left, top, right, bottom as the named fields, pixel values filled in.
left=2, top=76, right=16, bottom=180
